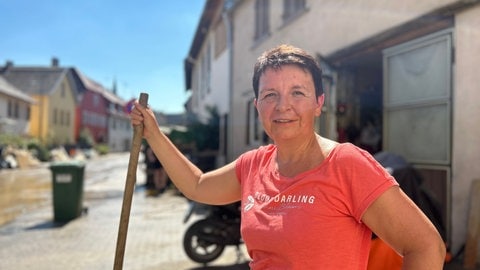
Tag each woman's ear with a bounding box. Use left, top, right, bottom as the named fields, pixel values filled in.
left=315, top=94, right=325, bottom=116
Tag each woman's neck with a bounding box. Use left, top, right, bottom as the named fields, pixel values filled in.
left=275, top=133, right=332, bottom=178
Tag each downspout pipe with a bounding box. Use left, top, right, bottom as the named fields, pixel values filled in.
left=222, top=0, right=235, bottom=163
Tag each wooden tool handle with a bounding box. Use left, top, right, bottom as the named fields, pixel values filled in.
left=114, top=93, right=148, bottom=270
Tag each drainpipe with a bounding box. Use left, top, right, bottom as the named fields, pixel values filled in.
left=222, top=0, right=234, bottom=162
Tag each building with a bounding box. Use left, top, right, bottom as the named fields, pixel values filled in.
left=0, top=76, right=35, bottom=135
left=185, top=0, right=232, bottom=165
left=71, top=69, right=132, bottom=152
left=1, top=60, right=77, bottom=145
left=70, top=69, right=110, bottom=145
left=186, top=0, right=480, bottom=260
left=104, top=89, right=131, bottom=152
left=1, top=59, right=132, bottom=152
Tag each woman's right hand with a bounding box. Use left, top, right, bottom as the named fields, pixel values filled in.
left=129, top=100, right=160, bottom=140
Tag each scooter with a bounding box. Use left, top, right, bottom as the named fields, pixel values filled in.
left=182, top=201, right=243, bottom=264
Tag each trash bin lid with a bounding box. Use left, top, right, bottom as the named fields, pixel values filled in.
left=49, top=161, right=86, bottom=169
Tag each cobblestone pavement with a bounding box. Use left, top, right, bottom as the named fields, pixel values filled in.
left=0, top=153, right=249, bottom=270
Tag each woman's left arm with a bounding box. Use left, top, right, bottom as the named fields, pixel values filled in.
left=362, top=186, right=446, bottom=269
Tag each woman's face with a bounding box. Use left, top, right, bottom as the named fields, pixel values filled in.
left=255, top=65, right=324, bottom=142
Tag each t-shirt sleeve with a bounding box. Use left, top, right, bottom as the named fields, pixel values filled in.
left=235, top=148, right=256, bottom=185
left=334, top=144, right=398, bottom=222
left=235, top=145, right=274, bottom=185
left=235, top=153, right=246, bottom=184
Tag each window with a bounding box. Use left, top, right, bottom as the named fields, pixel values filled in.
left=200, top=56, right=206, bottom=99
left=7, top=100, right=19, bottom=118
left=93, top=94, right=99, bottom=107
left=246, top=98, right=263, bottom=145
left=206, top=44, right=211, bottom=94
left=283, top=0, right=306, bottom=23
left=214, top=20, right=227, bottom=58
left=53, top=108, right=58, bottom=125
left=200, top=44, right=212, bottom=97
left=61, top=82, right=66, bottom=98
left=384, top=30, right=452, bottom=165
left=254, top=0, right=270, bottom=41
left=14, top=102, right=19, bottom=118
left=245, top=101, right=251, bottom=144
left=7, top=100, right=12, bottom=117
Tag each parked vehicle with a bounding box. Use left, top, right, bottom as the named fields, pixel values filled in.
left=0, top=146, right=17, bottom=169
left=182, top=201, right=242, bottom=264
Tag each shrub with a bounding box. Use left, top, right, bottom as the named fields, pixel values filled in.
left=95, top=144, right=109, bottom=155
left=27, top=142, right=51, bottom=162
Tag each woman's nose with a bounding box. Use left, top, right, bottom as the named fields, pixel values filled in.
left=275, top=95, right=292, bottom=111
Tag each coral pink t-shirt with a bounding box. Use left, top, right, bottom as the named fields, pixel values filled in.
left=235, top=143, right=398, bottom=270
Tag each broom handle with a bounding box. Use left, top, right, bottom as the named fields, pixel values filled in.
left=113, top=93, right=148, bottom=270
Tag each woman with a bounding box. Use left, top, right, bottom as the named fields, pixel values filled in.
left=130, top=44, right=445, bottom=269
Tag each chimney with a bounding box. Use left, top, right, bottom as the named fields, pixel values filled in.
left=1, top=61, right=13, bottom=73
left=51, top=57, right=59, bottom=67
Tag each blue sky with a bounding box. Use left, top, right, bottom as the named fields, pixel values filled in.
left=0, top=0, right=205, bottom=114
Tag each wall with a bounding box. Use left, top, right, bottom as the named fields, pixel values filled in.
left=210, top=48, right=230, bottom=115
left=452, top=3, right=480, bottom=254
left=80, top=91, right=108, bottom=143
left=108, top=113, right=131, bottom=152
left=229, top=0, right=257, bottom=160
left=29, top=95, right=49, bottom=142
left=190, top=11, right=230, bottom=123
left=0, top=96, right=30, bottom=135
left=227, top=0, right=480, bottom=253
left=194, top=38, right=230, bottom=122
left=272, top=0, right=458, bottom=55
left=48, top=77, right=76, bottom=144
left=228, top=0, right=459, bottom=160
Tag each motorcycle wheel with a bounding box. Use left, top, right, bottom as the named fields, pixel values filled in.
left=183, top=219, right=225, bottom=264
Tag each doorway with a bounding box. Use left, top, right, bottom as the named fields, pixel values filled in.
left=326, top=28, right=453, bottom=244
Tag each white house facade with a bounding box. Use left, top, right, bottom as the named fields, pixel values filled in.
left=187, top=0, right=480, bottom=260
left=0, top=76, right=34, bottom=135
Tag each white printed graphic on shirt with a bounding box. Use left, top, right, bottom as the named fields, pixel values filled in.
left=244, top=195, right=255, bottom=212
left=244, top=191, right=316, bottom=213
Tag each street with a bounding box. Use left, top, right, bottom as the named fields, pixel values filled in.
left=0, top=152, right=249, bottom=270
left=0, top=152, right=469, bottom=270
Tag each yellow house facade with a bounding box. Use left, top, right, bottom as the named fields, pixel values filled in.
left=2, top=64, right=77, bottom=145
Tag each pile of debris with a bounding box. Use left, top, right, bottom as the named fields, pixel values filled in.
left=0, top=146, right=97, bottom=169
left=0, top=146, right=40, bottom=169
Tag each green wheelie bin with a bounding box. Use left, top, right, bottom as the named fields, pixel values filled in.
left=49, top=161, right=86, bottom=222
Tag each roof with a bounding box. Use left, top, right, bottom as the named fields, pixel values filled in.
left=0, top=67, right=68, bottom=96
left=0, top=63, right=127, bottom=107
left=73, top=68, right=125, bottom=105
left=0, top=76, right=35, bottom=103
left=184, top=0, right=224, bottom=91
left=66, top=68, right=87, bottom=103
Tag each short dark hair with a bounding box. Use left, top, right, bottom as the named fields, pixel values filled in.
left=252, top=44, right=324, bottom=99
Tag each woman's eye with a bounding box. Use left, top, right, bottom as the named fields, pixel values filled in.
left=293, top=91, right=305, bottom=97
left=262, top=92, right=276, bottom=99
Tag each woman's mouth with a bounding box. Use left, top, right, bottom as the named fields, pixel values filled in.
left=274, top=119, right=294, bottom=123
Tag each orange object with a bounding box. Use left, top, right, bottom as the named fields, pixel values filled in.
left=367, top=238, right=403, bottom=270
